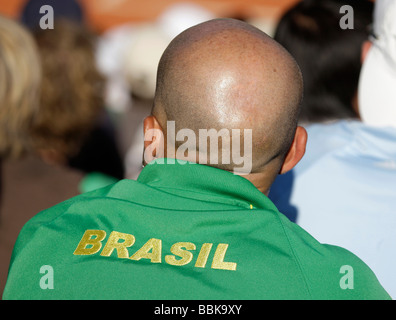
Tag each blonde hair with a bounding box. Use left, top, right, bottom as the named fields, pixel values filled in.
left=31, top=20, right=105, bottom=158
left=0, top=14, right=41, bottom=159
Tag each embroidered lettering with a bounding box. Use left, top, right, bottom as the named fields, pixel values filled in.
left=130, top=238, right=162, bottom=263
left=73, top=230, right=106, bottom=255
left=211, top=243, right=237, bottom=271
left=195, top=243, right=213, bottom=268
left=165, top=242, right=196, bottom=266
left=73, top=230, right=237, bottom=271
left=100, top=231, right=135, bottom=258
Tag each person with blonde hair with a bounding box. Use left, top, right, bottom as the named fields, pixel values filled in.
left=0, top=14, right=43, bottom=295
left=0, top=14, right=41, bottom=160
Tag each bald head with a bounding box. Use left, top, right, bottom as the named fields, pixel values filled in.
left=152, top=18, right=303, bottom=175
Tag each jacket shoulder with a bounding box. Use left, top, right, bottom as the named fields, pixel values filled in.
left=278, top=213, right=391, bottom=300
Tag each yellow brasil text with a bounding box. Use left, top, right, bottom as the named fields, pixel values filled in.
left=73, top=230, right=237, bottom=271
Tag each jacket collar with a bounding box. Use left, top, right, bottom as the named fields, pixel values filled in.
left=137, top=159, right=279, bottom=212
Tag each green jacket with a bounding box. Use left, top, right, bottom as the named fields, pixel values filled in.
left=2, top=160, right=391, bottom=299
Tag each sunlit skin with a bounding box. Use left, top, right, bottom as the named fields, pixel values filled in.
left=144, top=18, right=307, bottom=195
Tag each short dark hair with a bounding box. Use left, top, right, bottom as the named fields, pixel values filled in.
left=274, top=0, right=373, bottom=123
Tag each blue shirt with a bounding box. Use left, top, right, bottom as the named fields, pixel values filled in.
left=269, top=120, right=396, bottom=299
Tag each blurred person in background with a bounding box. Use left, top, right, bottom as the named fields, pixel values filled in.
left=0, top=13, right=80, bottom=297
left=269, top=0, right=396, bottom=298
left=22, top=0, right=125, bottom=187
left=0, top=15, right=41, bottom=206
left=274, top=0, right=373, bottom=123
left=31, top=20, right=124, bottom=189
left=0, top=12, right=41, bottom=192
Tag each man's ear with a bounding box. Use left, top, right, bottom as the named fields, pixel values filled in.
left=143, top=115, right=165, bottom=165
left=279, top=126, right=307, bottom=174
left=361, top=40, right=372, bottom=63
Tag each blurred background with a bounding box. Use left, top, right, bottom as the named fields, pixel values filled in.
left=1, top=0, right=298, bottom=33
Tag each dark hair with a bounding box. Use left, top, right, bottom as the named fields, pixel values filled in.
left=274, top=0, right=373, bottom=123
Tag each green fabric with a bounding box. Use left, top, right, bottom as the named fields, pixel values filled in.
left=79, top=172, right=119, bottom=194
left=2, top=160, right=391, bottom=300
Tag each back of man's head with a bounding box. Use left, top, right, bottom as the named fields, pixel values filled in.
left=146, top=18, right=306, bottom=192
